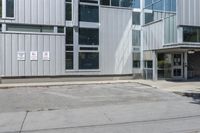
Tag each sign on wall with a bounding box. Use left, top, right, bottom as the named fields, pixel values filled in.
left=30, top=51, right=38, bottom=61
left=42, top=51, right=50, bottom=60
left=17, top=52, right=26, bottom=61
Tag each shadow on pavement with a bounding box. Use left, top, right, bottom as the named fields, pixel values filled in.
left=175, top=92, right=200, bottom=105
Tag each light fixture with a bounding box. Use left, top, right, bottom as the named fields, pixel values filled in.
left=188, top=50, right=195, bottom=54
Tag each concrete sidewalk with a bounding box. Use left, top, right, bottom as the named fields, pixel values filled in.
left=1, top=101, right=200, bottom=133
left=133, top=80, right=200, bottom=93
left=0, top=79, right=200, bottom=93
left=0, top=79, right=200, bottom=95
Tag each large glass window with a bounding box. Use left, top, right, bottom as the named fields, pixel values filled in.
left=6, top=0, right=14, bottom=17
left=66, top=27, right=74, bottom=70
left=132, top=12, right=140, bottom=25
left=79, top=28, right=99, bottom=45
left=79, top=5, right=99, bottom=23
left=6, top=24, right=54, bottom=33
left=100, top=0, right=132, bottom=8
left=79, top=52, right=99, bottom=69
left=0, top=0, right=2, bottom=18
left=66, top=0, right=72, bottom=21
left=144, top=0, right=176, bottom=24
left=183, top=26, right=200, bottom=43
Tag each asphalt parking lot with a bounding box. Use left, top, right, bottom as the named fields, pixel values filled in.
left=0, top=82, right=200, bottom=133
left=0, top=82, right=184, bottom=113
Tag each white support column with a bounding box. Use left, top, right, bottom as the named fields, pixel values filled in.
left=73, top=0, right=79, bottom=70
left=184, top=51, right=188, bottom=80
left=140, top=0, right=145, bottom=78
left=153, top=51, right=158, bottom=81
left=73, top=0, right=79, bottom=27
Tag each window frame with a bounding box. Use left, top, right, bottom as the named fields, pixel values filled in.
left=1, top=0, right=15, bottom=19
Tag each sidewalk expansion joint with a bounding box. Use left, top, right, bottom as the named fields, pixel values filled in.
left=19, top=111, right=29, bottom=133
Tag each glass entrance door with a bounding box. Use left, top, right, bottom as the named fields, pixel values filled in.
left=172, top=53, right=183, bottom=79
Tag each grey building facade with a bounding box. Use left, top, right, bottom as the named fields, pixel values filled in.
left=0, top=0, right=199, bottom=80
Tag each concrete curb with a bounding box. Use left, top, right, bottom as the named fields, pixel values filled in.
left=0, top=80, right=139, bottom=89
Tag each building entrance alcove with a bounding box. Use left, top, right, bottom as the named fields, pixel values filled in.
left=188, top=51, right=200, bottom=80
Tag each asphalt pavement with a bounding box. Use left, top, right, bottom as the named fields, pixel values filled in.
left=0, top=82, right=199, bottom=133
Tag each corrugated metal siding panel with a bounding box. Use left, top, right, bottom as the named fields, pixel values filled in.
left=143, top=21, right=164, bottom=50
left=177, top=0, right=200, bottom=26
left=4, top=0, right=65, bottom=26
left=0, top=33, right=65, bottom=77
left=100, top=7, right=132, bottom=75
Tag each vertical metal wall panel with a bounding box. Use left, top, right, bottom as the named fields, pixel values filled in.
left=1, top=33, right=65, bottom=77
left=31, top=0, right=38, bottom=24
left=19, top=35, right=26, bottom=76
left=143, top=21, right=163, bottom=50
left=100, top=7, right=132, bottom=75
left=37, top=35, right=44, bottom=76
left=44, top=0, right=50, bottom=25
left=50, top=36, right=56, bottom=75
left=43, top=35, right=50, bottom=75
left=4, top=0, right=65, bottom=26
left=177, top=0, right=200, bottom=26
left=11, top=35, right=18, bottom=76
left=25, top=0, right=31, bottom=24
left=31, top=35, right=38, bottom=76
left=50, top=0, right=56, bottom=25
left=5, top=34, right=12, bottom=76
left=25, top=35, right=31, bottom=76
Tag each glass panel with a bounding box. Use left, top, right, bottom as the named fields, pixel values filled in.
left=66, top=27, right=73, bottom=44
left=145, top=0, right=152, bottom=7
left=144, top=0, right=176, bottom=24
left=157, top=53, right=172, bottom=79
left=58, top=27, right=64, bottom=33
left=132, top=12, right=140, bottom=25
left=79, top=52, right=99, bottom=69
left=66, top=46, right=73, bottom=51
left=6, top=0, right=14, bottom=17
left=6, top=24, right=54, bottom=33
left=132, top=0, right=140, bottom=8
left=79, top=5, right=99, bottom=23
left=133, top=53, right=141, bottom=68
left=111, top=0, right=119, bottom=6
left=7, top=25, right=39, bottom=32
left=66, top=3, right=72, bottom=21
left=145, top=13, right=153, bottom=24
left=80, top=0, right=98, bottom=3
left=132, top=30, right=141, bottom=46
left=119, top=0, right=132, bottom=7
left=173, top=69, right=181, bottom=77
left=0, top=0, right=2, bottom=17
left=173, top=54, right=182, bottom=66
left=80, top=47, right=98, bottom=50
left=41, top=26, right=54, bottom=33
left=183, top=27, right=198, bottom=42
left=79, top=28, right=99, bottom=45
left=101, top=0, right=110, bottom=5
left=66, top=52, right=73, bottom=69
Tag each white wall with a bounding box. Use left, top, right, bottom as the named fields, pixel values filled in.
left=100, top=7, right=132, bottom=75
left=2, top=0, right=65, bottom=26
left=0, top=33, right=65, bottom=77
